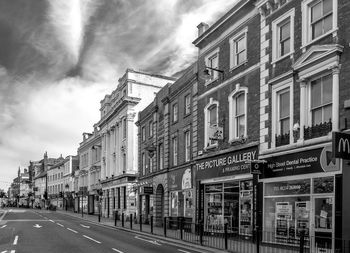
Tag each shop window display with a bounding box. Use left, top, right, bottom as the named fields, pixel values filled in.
left=170, top=190, right=193, bottom=218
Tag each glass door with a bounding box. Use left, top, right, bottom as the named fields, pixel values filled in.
left=311, top=196, right=334, bottom=253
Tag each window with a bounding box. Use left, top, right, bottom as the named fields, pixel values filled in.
left=230, top=28, right=247, bottom=68
left=149, top=121, right=153, bottom=137
left=271, top=79, right=293, bottom=148
left=172, top=137, right=178, bottom=166
left=205, top=48, right=220, bottom=82
left=123, top=153, right=126, bottom=173
left=229, top=85, right=247, bottom=141
left=142, top=153, right=146, bottom=175
left=159, top=143, right=164, bottom=170
left=141, top=126, right=146, bottom=142
left=204, top=100, right=219, bottom=147
left=272, top=9, right=295, bottom=62
left=310, top=74, right=332, bottom=126
left=123, top=186, right=127, bottom=209
left=149, top=157, right=153, bottom=173
left=173, top=104, right=178, bottom=122
left=117, top=188, right=121, bottom=209
left=185, top=131, right=191, bottom=162
left=302, top=0, right=337, bottom=45
left=185, top=94, right=191, bottom=115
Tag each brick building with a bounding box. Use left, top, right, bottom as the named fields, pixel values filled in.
left=136, top=63, right=197, bottom=226
left=255, top=0, right=350, bottom=251
left=192, top=0, right=261, bottom=235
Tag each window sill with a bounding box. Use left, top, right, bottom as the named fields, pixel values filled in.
left=205, top=77, right=219, bottom=86
left=183, top=112, right=191, bottom=119
left=271, top=51, right=294, bottom=67
left=204, top=143, right=218, bottom=151
left=229, top=136, right=248, bottom=145
left=301, top=28, right=338, bottom=52
left=230, top=60, right=248, bottom=72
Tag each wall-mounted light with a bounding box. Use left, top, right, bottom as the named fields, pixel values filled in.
left=201, top=66, right=224, bottom=82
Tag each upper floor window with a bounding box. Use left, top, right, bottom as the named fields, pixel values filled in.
left=142, top=153, right=146, bottom=175
left=278, top=89, right=290, bottom=136
left=149, top=121, right=153, bottom=137
left=172, top=137, right=178, bottom=166
left=159, top=143, right=164, bottom=170
left=149, top=156, right=153, bottom=173
left=185, top=131, right=191, bottom=162
left=310, top=74, right=332, bottom=126
left=204, top=99, right=219, bottom=148
left=184, top=94, right=191, bottom=115
left=230, top=28, right=247, bottom=69
left=123, top=153, right=126, bottom=173
left=228, top=85, right=247, bottom=141
left=141, top=126, right=146, bottom=142
left=302, top=0, right=337, bottom=45
left=272, top=9, right=295, bottom=62
left=123, top=118, right=127, bottom=139
left=205, top=48, right=220, bottom=82
left=173, top=103, right=178, bottom=123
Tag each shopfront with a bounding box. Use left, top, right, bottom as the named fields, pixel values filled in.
left=137, top=179, right=154, bottom=223
left=168, top=167, right=194, bottom=222
left=260, top=144, right=341, bottom=252
left=194, top=146, right=258, bottom=235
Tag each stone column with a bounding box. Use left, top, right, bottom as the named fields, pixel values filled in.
left=332, top=66, right=340, bottom=131
left=298, top=80, right=307, bottom=142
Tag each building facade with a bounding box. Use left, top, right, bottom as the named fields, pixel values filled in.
left=97, top=69, right=175, bottom=218
left=77, top=126, right=101, bottom=214
left=254, top=0, right=350, bottom=251
left=47, top=159, right=64, bottom=209
left=193, top=0, right=261, bottom=235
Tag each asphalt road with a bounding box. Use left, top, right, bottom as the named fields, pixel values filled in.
left=0, top=208, right=206, bottom=253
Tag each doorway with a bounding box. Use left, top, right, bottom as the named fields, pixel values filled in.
left=311, top=196, right=334, bottom=253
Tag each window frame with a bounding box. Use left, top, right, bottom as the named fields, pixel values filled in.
left=158, top=142, right=164, bottom=170
left=148, top=121, right=153, bottom=137
left=271, top=78, right=294, bottom=149
left=228, top=84, right=248, bottom=142
left=172, top=136, right=178, bottom=166
left=204, top=99, right=219, bottom=149
left=142, top=153, right=146, bottom=175
left=271, top=9, right=295, bottom=64
left=184, top=94, right=191, bottom=116
left=229, top=27, right=248, bottom=70
left=173, top=103, right=178, bottom=123
left=141, top=126, right=146, bottom=142
left=302, top=0, right=338, bottom=48
left=185, top=131, right=191, bottom=162
left=204, top=48, right=220, bottom=85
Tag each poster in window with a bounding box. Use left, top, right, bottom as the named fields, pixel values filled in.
left=240, top=198, right=252, bottom=235
left=295, top=201, right=310, bottom=237
left=276, top=202, right=293, bottom=220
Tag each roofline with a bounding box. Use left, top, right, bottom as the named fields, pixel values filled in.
left=192, top=0, right=252, bottom=46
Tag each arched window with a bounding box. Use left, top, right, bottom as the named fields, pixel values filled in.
left=204, top=99, right=219, bottom=148
left=228, top=84, right=248, bottom=141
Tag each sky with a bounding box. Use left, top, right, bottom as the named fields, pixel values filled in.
left=0, top=0, right=237, bottom=190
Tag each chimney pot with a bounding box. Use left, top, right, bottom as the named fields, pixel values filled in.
left=197, top=22, right=209, bottom=37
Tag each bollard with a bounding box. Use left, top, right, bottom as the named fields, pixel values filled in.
left=130, top=213, right=133, bottom=230
left=139, top=214, right=142, bottom=231
left=163, top=217, right=167, bottom=237
left=199, top=222, right=204, bottom=246
left=299, top=230, right=305, bottom=253
left=151, top=216, right=153, bottom=234
left=122, top=213, right=125, bottom=227
left=98, top=212, right=101, bottom=222
left=224, top=223, right=228, bottom=250
left=180, top=217, right=183, bottom=240
left=114, top=211, right=117, bottom=226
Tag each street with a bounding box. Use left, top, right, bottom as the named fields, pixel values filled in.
left=0, top=209, right=206, bottom=253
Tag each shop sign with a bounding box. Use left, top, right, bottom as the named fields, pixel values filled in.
left=168, top=167, right=192, bottom=191
left=262, top=144, right=339, bottom=178
left=265, top=179, right=311, bottom=196
left=195, top=147, right=258, bottom=180
left=332, top=131, right=350, bottom=159
left=143, top=186, right=153, bottom=194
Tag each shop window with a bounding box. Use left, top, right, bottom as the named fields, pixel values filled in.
left=170, top=190, right=193, bottom=218
left=313, top=176, right=334, bottom=194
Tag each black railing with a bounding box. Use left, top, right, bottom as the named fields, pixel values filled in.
left=276, top=133, right=290, bottom=147
left=304, top=120, right=332, bottom=140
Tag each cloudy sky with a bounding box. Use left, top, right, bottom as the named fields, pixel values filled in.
left=0, top=0, right=237, bottom=190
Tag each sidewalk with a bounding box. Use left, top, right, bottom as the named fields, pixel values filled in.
left=56, top=210, right=227, bottom=253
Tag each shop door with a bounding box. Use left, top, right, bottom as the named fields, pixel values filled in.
left=311, top=196, right=334, bottom=253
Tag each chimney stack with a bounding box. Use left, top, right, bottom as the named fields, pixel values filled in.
left=197, top=22, right=209, bottom=37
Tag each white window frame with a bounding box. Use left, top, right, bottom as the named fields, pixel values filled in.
left=271, top=78, right=294, bottom=149
left=229, top=27, right=248, bottom=70
left=301, top=0, right=338, bottom=48
left=204, top=98, right=219, bottom=149
left=204, top=48, right=220, bottom=85
left=228, top=84, right=248, bottom=142
left=172, top=137, right=178, bottom=166
left=185, top=131, right=191, bottom=162
left=142, top=153, right=146, bottom=175
left=149, top=121, right=153, bottom=137
left=271, top=9, right=295, bottom=64
left=306, top=72, right=333, bottom=127
left=141, top=126, right=146, bottom=142
left=159, top=143, right=164, bottom=170
left=173, top=103, right=178, bottom=123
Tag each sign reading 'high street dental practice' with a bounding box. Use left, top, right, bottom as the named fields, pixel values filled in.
left=194, top=147, right=258, bottom=180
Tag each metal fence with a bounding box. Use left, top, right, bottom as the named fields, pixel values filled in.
left=108, top=212, right=348, bottom=253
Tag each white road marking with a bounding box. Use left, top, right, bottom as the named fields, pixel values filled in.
left=112, top=248, right=124, bottom=253
left=49, top=220, right=54, bottom=223
left=83, top=235, right=101, bottom=244
left=33, top=224, right=42, bottom=228
left=134, top=236, right=161, bottom=246
left=56, top=223, right=64, bottom=227
left=13, top=235, right=18, bottom=245
left=178, top=250, right=191, bottom=253
left=80, top=224, right=90, bottom=228
left=11, top=251, right=15, bottom=253
left=67, top=228, right=78, bottom=233
left=0, top=225, right=7, bottom=228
